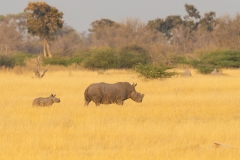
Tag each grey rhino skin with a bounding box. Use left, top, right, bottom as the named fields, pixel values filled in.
left=84, top=82, right=144, bottom=106
left=32, top=94, right=60, bottom=107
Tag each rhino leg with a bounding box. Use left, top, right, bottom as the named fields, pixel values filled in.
left=95, top=102, right=100, bottom=106
left=116, top=100, right=124, bottom=105
left=92, top=96, right=101, bottom=106
left=84, top=101, right=90, bottom=106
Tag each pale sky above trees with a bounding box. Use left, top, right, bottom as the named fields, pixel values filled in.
left=1, top=0, right=240, bottom=33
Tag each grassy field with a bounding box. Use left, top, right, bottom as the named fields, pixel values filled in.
left=0, top=67, right=240, bottom=160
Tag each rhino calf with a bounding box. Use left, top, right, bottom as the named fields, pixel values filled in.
left=84, top=82, right=144, bottom=106
left=32, top=94, right=60, bottom=107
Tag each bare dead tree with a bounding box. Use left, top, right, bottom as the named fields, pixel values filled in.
left=33, top=56, right=49, bottom=78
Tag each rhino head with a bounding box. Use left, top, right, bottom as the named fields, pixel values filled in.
left=129, top=83, right=144, bottom=103
left=50, top=94, right=61, bottom=103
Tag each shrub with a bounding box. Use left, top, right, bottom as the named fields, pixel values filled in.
left=69, top=57, right=83, bottom=65
left=191, top=50, right=240, bottom=74
left=170, top=55, right=190, bottom=65
left=118, top=45, right=150, bottom=68
left=0, top=55, right=15, bottom=68
left=0, top=52, right=29, bottom=68
left=134, top=63, right=177, bottom=79
left=192, top=63, right=215, bottom=74
left=43, top=57, right=83, bottom=66
left=82, top=48, right=118, bottom=69
left=14, top=52, right=29, bottom=66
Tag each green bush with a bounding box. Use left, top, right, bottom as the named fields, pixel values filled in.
left=200, top=50, right=240, bottom=68
left=193, top=63, right=215, bottom=74
left=82, top=48, right=118, bottom=69
left=0, top=52, right=29, bottom=68
left=0, top=55, right=15, bottom=68
left=191, top=50, right=240, bottom=74
left=43, top=57, right=83, bottom=66
left=118, top=45, right=150, bottom=68
left=134, top=63, right=177, bottom=79
left=170, top=55, right=190, bottom=65
left=69, top=57, right=83, bottom=65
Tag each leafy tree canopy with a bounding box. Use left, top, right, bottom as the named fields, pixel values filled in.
left=24, top=2, right=64, bottom=40
left=147, top=15, right=182, bottom=39
left=88, top=19, right=118, bottom=33
left=0, top=15, right=5, bottom=22
left=199, top=12, right=216, bottom=32
left=184, top=4, right=201, bottom=20
left=183, top=4, right=201, bottom=30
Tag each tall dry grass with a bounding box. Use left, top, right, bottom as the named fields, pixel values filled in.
left=0, top=68, right=240, bottom=160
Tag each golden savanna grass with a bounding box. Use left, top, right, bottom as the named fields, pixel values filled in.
left=1, top=67, right=240, bottom=160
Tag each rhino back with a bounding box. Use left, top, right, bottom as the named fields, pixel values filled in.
left=87, top=82, right=132, bottom=101
left=85, top=83, right=103, bottom=97
left=32, top=97, right=53, bottom=106
left=116, top=82, right=135, bottom=93
left=111, top=82, right=134, bottom=99
left=32, top=98, right=40, bottom=106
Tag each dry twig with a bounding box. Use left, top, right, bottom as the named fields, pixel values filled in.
left=214, top=142, right=238, bottom=150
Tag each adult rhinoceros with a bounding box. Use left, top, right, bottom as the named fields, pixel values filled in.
left=84, top=82, right=144, bottom=106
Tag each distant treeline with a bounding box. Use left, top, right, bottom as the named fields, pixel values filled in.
left=1, top=4, right=240, bottom=75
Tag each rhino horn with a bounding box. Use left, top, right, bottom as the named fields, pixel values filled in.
left=132, top=83, right=137, bottom=87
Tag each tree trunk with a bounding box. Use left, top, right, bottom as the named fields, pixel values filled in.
left=43, top=38, right=52, bottom=58
left=43, top=41, right=47, bottom=57
left=46, top=40, right=52, bottom=58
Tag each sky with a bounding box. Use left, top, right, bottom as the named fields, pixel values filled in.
left=1, top=0, right=240, bottom=33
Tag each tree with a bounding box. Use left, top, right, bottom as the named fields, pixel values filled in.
left=88, top=18, right=127, bottom=47
left=147, top=16, right=182, bottom=39
left=1, top=13, right=28, bottom=35
left=183, top=4, right=201, bottom=32
left=147, top=18, right=165, bottom=32
left=0, top=15, right=4, bottom=21
left=51, top=25, right=82, bottom=56
left=199, top=12, right=216, bottom=32
left=0, top=21, right=23, bottom=53
left=213, top=14, right=240, bottom=50
left=196, top=12, right=217, bottom=48
left=88, top=18, right=162, bottom=50
left=184, top=4, right=201, bottom=20
left=88, top=19, right=117, bottom=33
left=24, top=2, right=64, bottom=58
left=177, top=4, right=201, bottom=53
left=164, top=16, right=182, bottom=38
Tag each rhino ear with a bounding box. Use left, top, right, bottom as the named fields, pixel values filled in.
left=51, top=94, right=56, bottom=97
left=132, top=83, right=137, bottom=87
